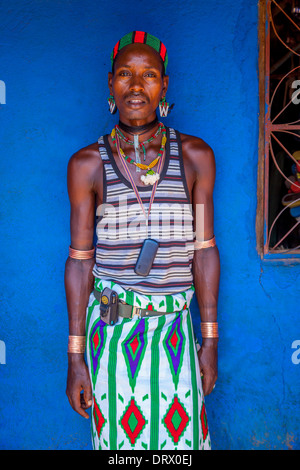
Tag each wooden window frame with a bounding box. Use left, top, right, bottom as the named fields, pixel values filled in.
left=257, top=0, right=300, bottom=262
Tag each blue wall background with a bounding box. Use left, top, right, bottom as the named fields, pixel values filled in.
left=1, top=0, right=299, bottom=450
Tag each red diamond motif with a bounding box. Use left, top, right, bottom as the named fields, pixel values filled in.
left=93, top=397, right=106, bottom=438
left=163, top=395, right=190, bottom=444
left=93, top=330, right=99, bottom=351
left=130, top=336, right=139, bottom=355
left=170, top=330, right=178, bottom=350
left=120, top=398, right=146, bottom=445
left=200, top=402, right=208, bottom=441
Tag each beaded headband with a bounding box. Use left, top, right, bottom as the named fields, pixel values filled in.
left=111, top=31, right=168, bottom=73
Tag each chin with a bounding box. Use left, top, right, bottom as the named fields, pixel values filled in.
left=126, top=108, right=155, bottom=122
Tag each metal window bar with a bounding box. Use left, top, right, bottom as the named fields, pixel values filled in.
left=264, top=0, right=300, bottom=257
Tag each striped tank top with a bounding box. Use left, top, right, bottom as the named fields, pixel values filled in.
left=92, top=127, right=195, bottom=295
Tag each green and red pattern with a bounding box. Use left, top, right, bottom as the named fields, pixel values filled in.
left=93, top=395, right=106, bottom=440
left=163, top=313, right=186, bottom=390
left=88, top=316, right=107, bottom=388
left=86, top=282, right=211, bottom=450
left=111, top=31, right=168, bottom=72
left=93, top=278, right=195, bottom=313
left=200, top=402, right=209, bottom=442
left=120, top=397, right=148, bottom=446
left=122, top=319, right=148, bottom=392
left=163, top=395, right=190, bottom=445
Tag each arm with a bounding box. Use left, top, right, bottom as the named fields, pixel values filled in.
left=191, top=143, right=220, bottom=396
left=65, top=149, right=99, bottom=418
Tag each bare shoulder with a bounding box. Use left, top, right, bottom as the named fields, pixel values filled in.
left=179, top=132, right=215, bottom=174
left=68, top=142, right=102, bottom=177
left=68, top=142, right=103, bottom=190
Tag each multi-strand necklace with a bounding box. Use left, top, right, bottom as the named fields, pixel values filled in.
left=115, top=122, right=163, bottom=163
left=111, top=123, right=167, bottom=186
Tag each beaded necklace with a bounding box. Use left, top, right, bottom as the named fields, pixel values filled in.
left=118, top=116, right=158, bottom=135
left=111, top=124, right=167, bottom=185
left=115, top=122, right=163, bottom=162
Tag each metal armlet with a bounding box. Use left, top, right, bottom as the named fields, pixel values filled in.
left=194, top=236, right=216, bottom=250
left=69, top=246, right=95, bottom=259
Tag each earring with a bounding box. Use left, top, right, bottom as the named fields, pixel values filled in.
left=159, top=97, right=169, bottom=117
left=108, top=94, right=117, bottom=114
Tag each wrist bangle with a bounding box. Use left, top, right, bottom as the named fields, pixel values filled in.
left=201, top=322, right=219, bottom=338
left=194, top=236, right=216, bottom=251
left=68, top=335, right=86, bottom=353
left=69, top=246, right=95, bottom=260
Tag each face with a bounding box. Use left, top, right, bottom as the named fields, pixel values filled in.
left=108, top=43, right=169, bottom=125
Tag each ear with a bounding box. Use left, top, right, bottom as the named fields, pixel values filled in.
left=108, top=72, right=113, bottom=95
left=162, top=75, right=169, bottom=98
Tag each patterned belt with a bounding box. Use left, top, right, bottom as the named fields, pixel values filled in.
left=93, top=289, right=167, bottom=319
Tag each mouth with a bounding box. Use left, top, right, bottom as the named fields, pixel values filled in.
left=128, top=99, right=145, bottom=104
left=126, top=95, right=148, bottom=107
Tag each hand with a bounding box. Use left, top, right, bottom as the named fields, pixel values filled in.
left=197, top=339, right=218, bottom=396
left=66, top=354, right=92, bottom=419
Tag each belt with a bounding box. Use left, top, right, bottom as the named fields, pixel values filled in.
left=93, top=289, right=166, bottom=319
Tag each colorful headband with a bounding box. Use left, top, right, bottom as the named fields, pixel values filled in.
left=111, top=31, right=168, bottom=72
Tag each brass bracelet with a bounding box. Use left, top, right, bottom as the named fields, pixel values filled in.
left=69, top=246, right=95, bottom=260
left=194, top=236, right=216, bottom=250
left=201, top=322, right=219, bottom=338
left=67, top=335, right=86, bottom=353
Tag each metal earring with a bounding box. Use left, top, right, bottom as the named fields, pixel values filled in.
left=108, top=94, right=117, bottom=114
left=159, top=97, right=169, bottom=117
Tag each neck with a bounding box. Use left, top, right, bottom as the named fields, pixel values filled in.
left=118, top=116, right=158, bottom=136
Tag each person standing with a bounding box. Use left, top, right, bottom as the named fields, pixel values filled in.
left=65, top=32, right=220, bottom=450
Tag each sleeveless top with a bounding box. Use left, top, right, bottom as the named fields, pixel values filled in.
left=92, top=127, right=195, bottom=295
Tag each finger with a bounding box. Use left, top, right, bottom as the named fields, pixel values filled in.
left=83, top=384, right=93, bottom=409
left=204, top=377, right=217, bottom=396
left=80, top=392, right=92, bottom=409
left=202, top=379, right=209, bottom=396
left=72, top=392, right=90, bottom=419
left=200, top=370, right=208, bottom=396
left=201, top=373, right=211, bottom=396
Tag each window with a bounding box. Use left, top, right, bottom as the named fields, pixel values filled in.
left=258, top=0, right=300, bottom=260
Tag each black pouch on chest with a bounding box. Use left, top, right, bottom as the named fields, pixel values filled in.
left=134, top=239, right=159, bottom=277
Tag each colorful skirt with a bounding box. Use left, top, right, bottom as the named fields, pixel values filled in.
left=85, top=278, right=211, bottom=450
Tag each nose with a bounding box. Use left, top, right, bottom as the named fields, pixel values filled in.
left=129, top=73, right=144, bottom=93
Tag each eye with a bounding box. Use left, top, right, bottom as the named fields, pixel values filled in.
left=144, top=71, right=157, bottom=78
left=118, top=70, right=131, bottom=77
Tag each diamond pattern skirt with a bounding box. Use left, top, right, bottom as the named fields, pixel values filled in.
left=86, top=279, right=211, bottom=450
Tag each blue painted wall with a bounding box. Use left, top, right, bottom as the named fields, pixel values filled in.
left=1, top=0, right=299, bottom=450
